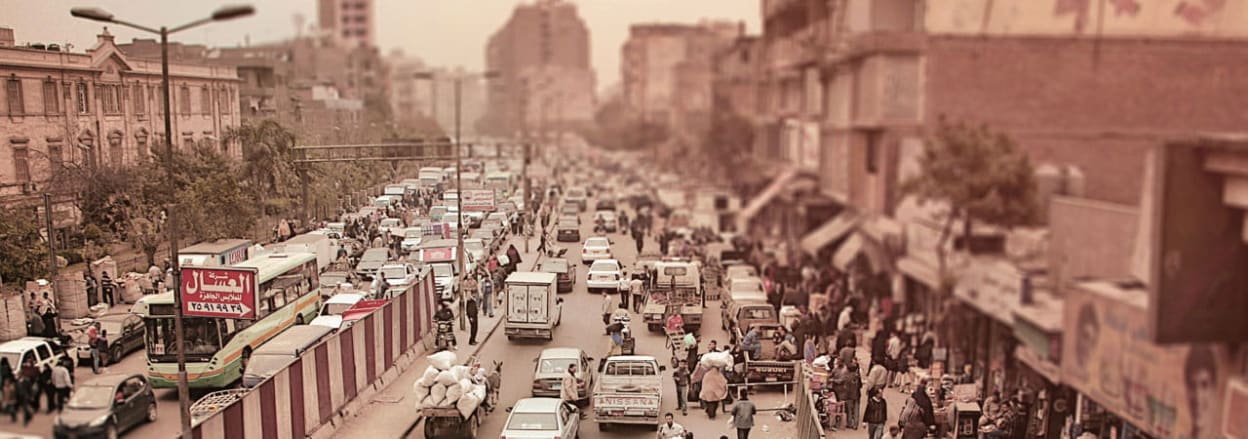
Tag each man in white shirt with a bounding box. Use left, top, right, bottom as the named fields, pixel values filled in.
left=838, top=305, right=853, bottom=331
left=51, top=360, right=73, bottom=412
left=656, top=412, right=686, bottom=438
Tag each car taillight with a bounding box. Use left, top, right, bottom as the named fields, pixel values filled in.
left=533, top=382, right=543, bottom=389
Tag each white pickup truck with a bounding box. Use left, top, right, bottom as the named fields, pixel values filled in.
left=591, top=355, right=665, bottom=431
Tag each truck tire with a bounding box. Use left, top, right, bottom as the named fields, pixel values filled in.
left=424, top=420, right=436, bottom=438
left=464, top=414, right=479, bottom=438
left=647, top=324, right=660, bottom=332
left=597, top=422, right=611, bottom=431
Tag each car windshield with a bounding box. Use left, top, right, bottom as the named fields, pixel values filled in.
left=405, top=230, right=422, bottom=239
left=590, top=260, right=619, bottom=271
left=362, top=250, right=388, bottom=262
left=506, top=412, right=559, bottom=431
left=98, top=320, right=124, bottom=337
left=464, top=242, right=484, bottom=252
left=67, top=384, right=116, bottom=409
left=432, top=264, right=453, bottom=277
left=322, top=302, right=355, bottom=316
left=539, top=358, right=577, bottom=374
left=585, top=238, right=609, bottom=248
left=380, top=267, right=407, bottom=279
left=742, top=307, right=776, bottom=320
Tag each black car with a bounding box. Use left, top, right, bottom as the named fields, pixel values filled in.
left=540, top=258, right=575, bottom=293
left=75, top=313, right=145, bottom=366
left=54, top=373, right=157, bottom=439
left=595, top=199, right=616, bottom=211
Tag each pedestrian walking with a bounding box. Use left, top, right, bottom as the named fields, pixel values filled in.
left=657, top=413, right=687, bottom=438
left=39, top=293, right=57, bottom=338
left=629, top=275, right=645, bottom=313
left=864, top=387, right=889, bottom=439
left=730, top=390, right=757, bottom=439
left=100, top=271, right=115, bottom=308
left=561, top=364, right=580, bottom=403
left=601, top=294, right=615, bottom=333
left=537, top=231, right=548, bottom=254
left=38, top=363, right=52, bottom=413
left=466, top=294, right=480, bottom=345
left=91, top=329, right=110, bottom=373
left=50, top=360, right=71, bottom=413
left=844, top=361, right=864, bottom=429
left=699, top=366, right=728, bottom=419
left=83, top=271, right=97, bottom=306
left=481, top=274, right=495, bottom=318
left=899, top=379, right=937, bottom=439
left=673, top=360, right=690, bottom=416
left=618, top=276, right=630, bottom=310
left=15, top=357, right=36, bottom=425
left=0, top=358, right=13, bottom=418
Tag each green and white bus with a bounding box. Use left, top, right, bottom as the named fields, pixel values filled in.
left=134, top=252, right=322, bottom=389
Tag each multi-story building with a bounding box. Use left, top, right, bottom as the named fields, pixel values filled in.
left=121, top=34, right=391, bottom=144
left=621, top=21, right=740, bottom=131
left=483, top=0, right=595, bottom=135
left=738, top=3, right=1248, bottom=438
left=387, top=54, right=489, bottom=139
left=318, top=0, right=375, bottom=48
left=0, top=27, right=240, bottom=209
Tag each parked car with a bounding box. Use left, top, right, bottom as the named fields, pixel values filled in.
left=400, top=228, right=424, bottom=253
left=539, top=258, right=576, bottom=293
left=73, top=313, right=145, bottom=366
left=0, top=336, right=78, bottom=371
left=500, top=398, right=581, bottom=439
left=53, top=373, right=156, bottom=439
left=241, top=325, right=334, bottom=388
left=378, top=263, right=420, bottom=289
left=531, top=348, right=595, bottom=402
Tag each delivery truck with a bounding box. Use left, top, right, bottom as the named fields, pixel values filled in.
left=504, top=272, right=563, bottom=341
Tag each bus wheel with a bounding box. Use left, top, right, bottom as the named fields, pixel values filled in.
left=297, top=314, right=305, bottom=325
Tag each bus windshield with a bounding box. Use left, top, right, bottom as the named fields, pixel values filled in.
left=146, top=318, right=224, bottom=362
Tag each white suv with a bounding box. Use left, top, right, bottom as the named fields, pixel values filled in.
left=586, top=259, right=626, bottom=294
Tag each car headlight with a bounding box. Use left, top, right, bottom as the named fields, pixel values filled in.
left=89, top=415, right=110, bottom=427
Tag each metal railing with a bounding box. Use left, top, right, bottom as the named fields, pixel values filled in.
left=795, top=365, right=827, bottom=439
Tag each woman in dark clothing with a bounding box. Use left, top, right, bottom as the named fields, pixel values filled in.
left=915, top=334, right=935, bottom=369
left=0, top=358, right=13, bottom=417
left=901, top=380, right=937, bottom=439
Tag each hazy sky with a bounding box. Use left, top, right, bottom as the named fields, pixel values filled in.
left=6, top=0, right=760, bottom=90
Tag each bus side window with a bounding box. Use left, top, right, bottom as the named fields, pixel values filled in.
left=272, top=289, right=287, bottom=309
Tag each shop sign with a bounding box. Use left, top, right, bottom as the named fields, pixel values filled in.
left=954, top=259, right=1023, bottom=325
left=1061, top=282, right=1239, bottom=439
left=181, top=267, right=258, bottom=319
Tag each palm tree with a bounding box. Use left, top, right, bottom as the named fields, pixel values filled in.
left=223, top=120, right=299, bottom=238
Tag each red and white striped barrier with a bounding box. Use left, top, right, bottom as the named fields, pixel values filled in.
left=191, top=275, right=436, bottom=439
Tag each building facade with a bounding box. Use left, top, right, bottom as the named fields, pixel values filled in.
left=483, top=0, right=595, bottom=135
left=0, top=28, right=240, bottom=207
left=621, top=21, right=740, bottom=131
left=318, top=0, right=375, bottom=48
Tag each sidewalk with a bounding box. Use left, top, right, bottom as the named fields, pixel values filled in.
left=329, top=233, right=542, bottom=439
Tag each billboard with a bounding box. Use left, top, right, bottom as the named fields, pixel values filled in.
left=181, top=266, right=259, bottom=319
left=1061, top=282, right=1239, bottom=439
left=1149, top=142, right=1248, bottom=343
left=461, top=189, right=496, bottom=212
left=420, top=247, right=455, bottom=263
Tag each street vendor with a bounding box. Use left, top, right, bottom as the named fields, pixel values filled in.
left=664, top=312, right=685, bottom=333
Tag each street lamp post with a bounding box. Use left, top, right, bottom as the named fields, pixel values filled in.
left=70, top=5, right=255, bottom=438
left=413, top=70, right=497, bottom=330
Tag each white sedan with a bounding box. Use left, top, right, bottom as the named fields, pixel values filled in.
left=500, top=398, right=581, bottom=439
left=586, top=259, right=626, bottom=294
left=580, top=237, right=613, bottom=264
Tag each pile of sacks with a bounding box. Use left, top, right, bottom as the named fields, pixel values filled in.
left=411, top=351, right=488, bottom=418
left=699, top=350, right=734, bottom=369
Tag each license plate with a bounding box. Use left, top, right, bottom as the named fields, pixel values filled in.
left=766, top=376, right=778, bottom=382
left=551, top=384, right=561, bottom=389
left=625, top=409, right=646, bottom=416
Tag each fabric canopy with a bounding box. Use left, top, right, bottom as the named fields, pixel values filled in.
left=832, top=233, right=865, bottom=270
left=799, top=211, right=858, bottom=255
left=736, top=167, right=801, bottom=231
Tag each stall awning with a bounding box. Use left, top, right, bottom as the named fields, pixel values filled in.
left=897, top=256, right=942, bottom=289
left=832, top=233, right=864, bottom=270
left=736, top=167, right=802, bottom=230
left=1015, top=345, right=1062, bottom=384
left=799, top=211, right=858, bottom=255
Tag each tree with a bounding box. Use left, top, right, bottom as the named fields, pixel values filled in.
left=702, top=95, right=756, bottom=186
left=172, top=145, right=260, bottom=242
left=901, top=117, right=1040, bottom=292
left=0, top=206, right=49, bottom=285
left=224, top=120, right=299, bottom=216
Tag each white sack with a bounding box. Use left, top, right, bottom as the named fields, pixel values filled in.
left=435, top=370, right=459, bottom=386
left=699, top=351, right=734, bottom=369
left=428, top=350, right=458, bottom=370
left=417, top=366, right=440, bottom=387
left=444, top=383, right=464, bottom=404
left=450, top=365, right=470, bottom=382
left=420, top=394, right=443, bottom=409
left=412, top=382, right=431, bottom=401
left=469, top=384, right=487, bottom=401
left=458, top=378, right=474, bottom=392
left=430, top=383, right=447, bottom=402
left=456, top=392, right=482, bottom=418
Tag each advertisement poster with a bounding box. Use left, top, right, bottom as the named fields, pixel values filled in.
left=181, top=267, right=259, bottom=319
left=461, top=189, right=496, bottom=212
left=1061, top=282, right=1237, bottom=439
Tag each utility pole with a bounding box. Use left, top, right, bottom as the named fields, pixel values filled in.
left=523, top=141, right=531, bottom=254
left=43, top=194, right=57, bottom=295
left=454, top=77, right=466, bottom=331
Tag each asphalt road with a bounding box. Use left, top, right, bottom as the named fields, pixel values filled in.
left=431, top=204, right=800, bottom=439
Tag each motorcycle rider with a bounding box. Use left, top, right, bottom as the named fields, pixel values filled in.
left=434, top=303, right=456, bottom=349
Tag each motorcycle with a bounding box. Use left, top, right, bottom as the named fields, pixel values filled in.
left=609, top=313, right=635, bottom=355
left=434, top=320, right=456, bottom=350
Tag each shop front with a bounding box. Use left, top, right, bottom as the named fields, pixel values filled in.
left=1013, top=291, right=1071, bottom=439
left=952, top=257, right=1035, bottom=400
left=1061, top=280, right=1243, bottom=439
